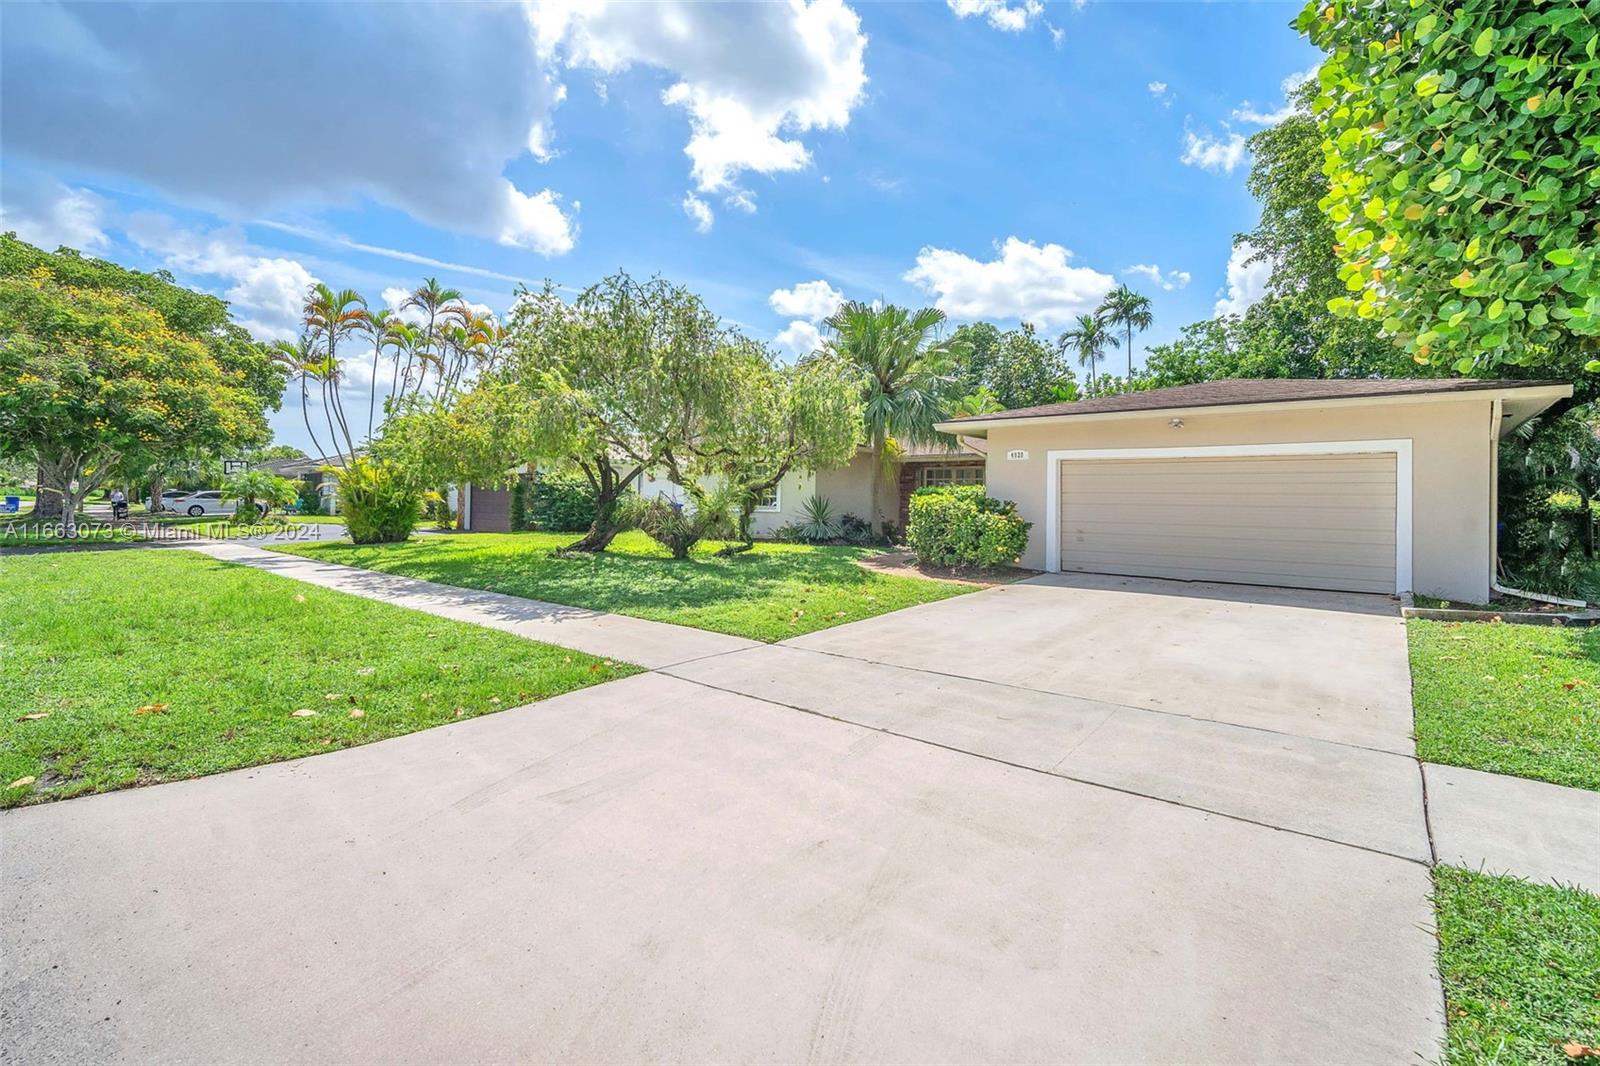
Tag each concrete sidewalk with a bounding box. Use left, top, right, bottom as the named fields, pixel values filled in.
left=1425, top=762, right=1600, bottom=892
left=182, top=540, right=760, bottom=670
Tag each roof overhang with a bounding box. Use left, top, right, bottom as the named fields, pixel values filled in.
left=936, top=383, right=1574, bottom=440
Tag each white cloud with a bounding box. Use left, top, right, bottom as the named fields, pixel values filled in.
left=498, top=186, right=577, bottom=255
left=1214, top=242, right=1271, bottom=317
left=682, top=193, right=714, bottom=233
left=723, top=188, right=758, bottom=214
left=0, top=179, right=109, bottom=252
left=1232, top=65, right=1318, bottom=126
left=775, top=319, right=824, bottom=358
left=1147, top=80, right=1173, bottom=108
left=534, top=0, right=868, bottom=202
left=903, top=237, right=1115, bottom=329
left=1181, top=127, right=1247, bottom=173
left=946, top=0, right=1043, bottom=32
left=123, top=213, right=318, bottom=341
left=2, top=4, right=576, bottom=253
left=769, top=279, right=844, bottom=322
left=1123, top=263, right=1191, bottom=292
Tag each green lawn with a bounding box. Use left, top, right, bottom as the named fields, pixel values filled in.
left=0, top=549, right=637, bottom=807
left=1409, top=619, right=1600, bottom=791
left=1433, top=866, right=1600, bottom=1065
left=271, top=530, right=973, bottom=642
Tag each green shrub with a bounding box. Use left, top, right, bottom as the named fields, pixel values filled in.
left=796, top=493, right=840, bottom=542
left=295, top=479, right=324, bottom=515
left=530, top=469, right=597, bottom=532
left=907, top=485, right=1030, bottom=568
left=623, top=488, right=733, bottom=560
left=337, top=458, right=428, bottom=545
left=509, top=477, right=530, bottom=532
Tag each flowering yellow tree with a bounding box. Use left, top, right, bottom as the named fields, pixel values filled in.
left=0, top=248, right=276, bottom=527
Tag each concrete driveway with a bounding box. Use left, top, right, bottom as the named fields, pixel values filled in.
left=2, top=573, right=1442, bottom=1063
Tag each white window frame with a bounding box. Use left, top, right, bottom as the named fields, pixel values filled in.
left=753, top=479, right=781, bottom=513
left=1043, top=439, right=1414, bottom=593
left=917, top=465, right=984, bottom=488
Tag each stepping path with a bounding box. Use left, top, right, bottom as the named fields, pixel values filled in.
left=182, top=540, right=760, bottom=669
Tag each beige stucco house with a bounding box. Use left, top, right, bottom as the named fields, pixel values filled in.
left=470, top=445, right=988, bottom=536
left=936, top=378, right=1572, bottom=604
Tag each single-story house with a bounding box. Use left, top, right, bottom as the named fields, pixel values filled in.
left=935, top=378, right=1572, bottom=603
left=464, top=442, right=989, bottom=535
left=263, top=454, right=357, bottom=513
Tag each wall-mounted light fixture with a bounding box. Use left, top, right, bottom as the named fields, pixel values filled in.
left=1169, top=417, right=1185, bottom=429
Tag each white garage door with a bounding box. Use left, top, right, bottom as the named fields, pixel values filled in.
left=1058, top=453, right=1398, bottom=593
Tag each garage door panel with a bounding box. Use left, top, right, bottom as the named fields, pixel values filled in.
left=1059, top=453, right=1398, bottom=594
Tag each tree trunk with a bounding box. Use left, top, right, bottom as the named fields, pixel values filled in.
left=568, top=487, right=626, bottom=552
left=33, top=464, right=62, bottom=519
left=565, top=460, right=636, bottom=553
left=868, top=431, right=885, bottom=538
left=149, top=472, right=165, bottom=513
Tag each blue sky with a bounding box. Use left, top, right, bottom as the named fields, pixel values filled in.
left=2, top=0, right=1319, bottom=453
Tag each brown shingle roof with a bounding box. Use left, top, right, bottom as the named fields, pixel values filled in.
left=940, top=378, right=1570, bottom=424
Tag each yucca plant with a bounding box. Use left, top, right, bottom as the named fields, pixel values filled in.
left=797, top=493, right=840, bottom=542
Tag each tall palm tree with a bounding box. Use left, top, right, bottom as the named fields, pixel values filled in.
left=823, top=301, right=957, bottom=537
left=401, top=277, right=466, bottom=398
left=301, top=283, right=369, bottom=464
left=271, top=334, right=328, bottom=464
left=1059, top=314, right=1118, bottom=393
left=1097, top=284, right=1154, bottom=379
left=361, top=308, right=399, bottom=441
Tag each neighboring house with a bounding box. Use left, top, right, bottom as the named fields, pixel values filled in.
left=936, top=378, right=1572, bottom=604
left=463, top=439, right=989, bottom=536
left=262, top=454, right=357, bottom=514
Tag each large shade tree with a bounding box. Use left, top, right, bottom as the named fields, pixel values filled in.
left=947, top=321, right=1073, bottom=409
left=666, top=343, right=863, bottom=550
left=0, top=240, right=280, bottom=528
left=823, top=301, right=958, bottom=537
left=500, top=273, right=733, bottom=552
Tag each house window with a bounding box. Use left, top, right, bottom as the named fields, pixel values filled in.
left=754, top=481, right=781, bottom=511
left=917, top=465, right=984, bottom=488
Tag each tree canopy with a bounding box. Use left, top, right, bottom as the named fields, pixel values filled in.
left=0, top=237, right=283, bottom=523
left=948, top=321, right=1073, bottom=409
left=1300, top=0, right=1600, bottom=401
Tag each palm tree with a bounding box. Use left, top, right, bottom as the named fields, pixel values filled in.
left=301, top=284, right=369, bottom=464
left=1097, top=284, right=1154, bottom=379
left=362, top=308, right=399, bottom=441
left=271, top=334, right=329, bottom=464
left=1058, top=314, right=1118, bottom=393
left=401, top=277, right=466, bottom=398
left=823, top=300, right=957, bottom=537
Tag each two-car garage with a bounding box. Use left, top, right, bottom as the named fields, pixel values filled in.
left=1056, top=450, right=1400, bottom=594
left=936, top=378, right=1572, bottom=604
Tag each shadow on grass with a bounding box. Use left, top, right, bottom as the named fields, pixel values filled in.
left=283, top=532, right=902, bottom=617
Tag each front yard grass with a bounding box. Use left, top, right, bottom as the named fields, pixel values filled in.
left=272, top=530, right=973, bottom=642
left=0, top=548, right=637, bottom=807
left=1408, top=619, right=1600, bottom=791
left=1433, top=866, right=1600, bottom=1065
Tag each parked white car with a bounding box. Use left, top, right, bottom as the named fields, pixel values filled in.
left=173, top=491, right=270, bottom=518
left=143, top=490, right=188, bottom=512
left=172, top=491, right=235, bottom=517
